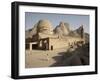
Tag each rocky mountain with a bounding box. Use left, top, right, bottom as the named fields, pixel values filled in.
left=68, top=25, right=84, bottom=38
left=53, top=22, right=70, bottom=35
left=25, top=19, right=89, bottom=43
left=25, top=23, right=38, bottom=39
left=84, top=33, right=89, bottom=43
left=68, top=25, right=89, bottom=42
left=26, top=19, right=53, bottom=39
left=37, top=19, right=53, bottom=34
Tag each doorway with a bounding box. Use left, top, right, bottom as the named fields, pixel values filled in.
left=51, top=45, right=53, bottom=50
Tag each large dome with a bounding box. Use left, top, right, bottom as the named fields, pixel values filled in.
left=37, top=19, right=53, bottom=34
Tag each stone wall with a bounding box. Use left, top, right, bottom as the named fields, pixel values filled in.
left=48, top=37, right=85, bottom=50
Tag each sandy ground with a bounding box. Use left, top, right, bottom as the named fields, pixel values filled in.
left=25, top=47, right=68, bottom=68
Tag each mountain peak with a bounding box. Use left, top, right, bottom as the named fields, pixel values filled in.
left=54, top=21, right=70, bottom=35
left=68, top=25, right=84, bottom=38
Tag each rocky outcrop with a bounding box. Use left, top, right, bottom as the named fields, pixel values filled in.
left=25, top=19, right=89, bottom=43
left=26, top=19, right=53, bottom=39
left=61, top=43, right=89, bottom=66
left=37, top=19, right=53, bottom=34
left=54, top=22, right=70, bottom=35
left=50, top=43, right=89, bottom=66
left=69, top=25, right=84, bottom=38
left=25, top=23, right=37, bottom=39
left=84, top=33, right=89, bottom=43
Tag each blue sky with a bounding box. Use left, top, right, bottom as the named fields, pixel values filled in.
left=25, top=12, right=89, bottom=33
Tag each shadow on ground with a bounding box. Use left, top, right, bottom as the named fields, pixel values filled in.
left=50, top=43, right=89, bottom=67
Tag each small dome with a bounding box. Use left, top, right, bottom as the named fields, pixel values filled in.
left=37, top=19, right=53, bottom=34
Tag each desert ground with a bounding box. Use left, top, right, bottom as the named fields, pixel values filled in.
left=25, top=47, right=68, bottom=68
left=25, top=43, right=89, bottom=68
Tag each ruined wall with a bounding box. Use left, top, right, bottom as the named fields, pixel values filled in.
left=49, top=38, right=68, bottom=50
left=49, top=37, right=85, bottom=50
